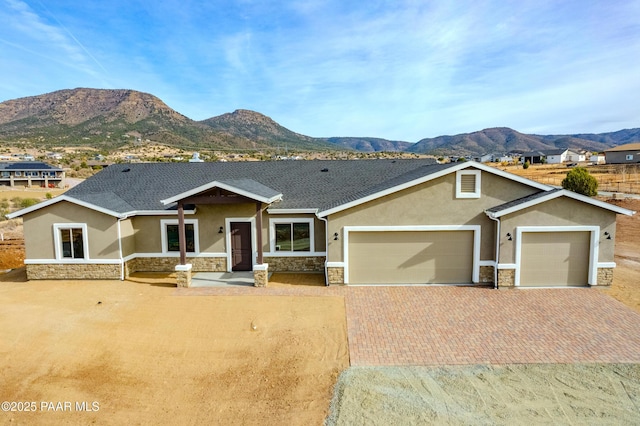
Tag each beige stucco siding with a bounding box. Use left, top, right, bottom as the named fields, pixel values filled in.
left=327, top=170, right=538, bottom=262
left=119, top=218, right=135, bottom=257
left=498, top=197, right=617, bottom=264
left=128, top=205, right=325, bottom=257
left=22, top=201, right=120, bottom=260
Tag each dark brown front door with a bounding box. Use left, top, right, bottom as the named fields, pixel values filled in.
left=230, top=222, right=252, bottom=271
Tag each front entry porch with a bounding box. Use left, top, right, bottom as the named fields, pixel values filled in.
left=160, top=179, right=283, bottom=289
left=191, top=271, right=257, bottom=287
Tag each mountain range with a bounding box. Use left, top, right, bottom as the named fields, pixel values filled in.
left=0, top=88, right=638, bottom=155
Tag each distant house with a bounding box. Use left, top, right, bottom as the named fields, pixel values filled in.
left=604, top=143, right=640, bottom=164
left=590, top=154, right=606, bottom=165
left=474, top=154, right=493, bottom=163
left=544, top=149, right=569, bottom=164
left=492, top=154, right=515, bottom=163
left=520, top=151, right=545, bottom=164
left=520, top=149, right=571, bottom=165
left=566, top=150, right=586, bottom=163
left=0, top=162, right=64, bottom=187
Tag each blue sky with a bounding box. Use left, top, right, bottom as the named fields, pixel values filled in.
left=1, top=0, right=639, bottom=141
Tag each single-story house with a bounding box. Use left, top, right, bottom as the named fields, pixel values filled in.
left=0, top=162, right=64, bottom=187
left=520, top=149, right=575, bottom=165
left=543, top=149, right=569, bottom=164
left=604, top=143, right=640, bottom=164
left=8, top=160, right=634, bottom=288
left=566, top=150, right=587, bottom=163
left=474, top=154, right=493, bottom=163
left=519, top=151, right=547, bottom=164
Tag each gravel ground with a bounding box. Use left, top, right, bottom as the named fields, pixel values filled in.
left=326, top=364, right=640, bottom=425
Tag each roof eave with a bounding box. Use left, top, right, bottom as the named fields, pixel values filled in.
left=485, top=189, right=636, bottom=218
left=6, top=195, right=124, bottom=219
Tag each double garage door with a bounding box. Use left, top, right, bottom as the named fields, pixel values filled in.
left=348, top=230, right=474, bottom=284
left=519, top=231, right=590, bottom=287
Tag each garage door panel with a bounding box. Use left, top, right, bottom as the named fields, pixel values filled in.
left=349, top=231, right=473, bottom=284
left=520, top=232, right=590, bottom=287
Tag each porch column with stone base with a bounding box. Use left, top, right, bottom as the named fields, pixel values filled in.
left=253, top=264, right=268, bottom=287
left=175, top=263, right=193, bottom=288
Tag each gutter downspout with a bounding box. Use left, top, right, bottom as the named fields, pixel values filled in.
left=487, top=213, right=500, bottom=289
left=117, top=216, right=125, bottom=281
left=317, top=214, right=330, bottom=286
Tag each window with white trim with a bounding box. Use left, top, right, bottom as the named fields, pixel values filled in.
left=53, top=224, right=88, bottom=260
left=161, top=219, right=199, bottom=253
left=270, top=218, right=313, bottom=252
left=626, top=154, right=634, bottom=161
left=456, top=170, right=481, bottom=198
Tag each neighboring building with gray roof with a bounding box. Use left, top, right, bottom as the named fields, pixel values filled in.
left=9, top=159, right=634, bottom=288
left=0, top=162, right=64, bottom=187
left=604, top=143, right=640, bottom=164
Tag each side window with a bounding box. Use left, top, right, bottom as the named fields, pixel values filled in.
left=54, top=224, right=88, bottom=260
left=456, top=170, right=481, bottom=198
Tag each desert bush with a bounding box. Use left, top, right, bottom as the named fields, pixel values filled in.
left=18, top=198, right=39, bottom=208
left=562, top=167, right=598, bottom=196
left=523, top=160, right=530, bottom=169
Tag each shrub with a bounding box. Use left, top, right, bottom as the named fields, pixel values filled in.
left=523, top=160, right=530, bottom=169
left=46, top=192, right=53, bottom=199
left=19, top=198, right=39, bottom=208
left=562, top=167, right=598, bottom=196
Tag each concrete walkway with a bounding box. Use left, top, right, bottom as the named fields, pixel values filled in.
left=174, top=283, right=640, bottom=366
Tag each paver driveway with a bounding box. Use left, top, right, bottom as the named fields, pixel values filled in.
left=346, top=286, right=640, bottom=366
left=177, top=277, right=640, bottom=366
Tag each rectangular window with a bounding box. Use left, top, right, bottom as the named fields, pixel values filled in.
left=274, top=222, right=311, bottom=252
left=1, top=172, right=9, bottom=177
left=166, top=223, right=195, bottom=252
left=60, top=228, right=84, bottom=258
left=626, top=154, right=634, bottom=161
left=54, top=224, right=88, bottom=260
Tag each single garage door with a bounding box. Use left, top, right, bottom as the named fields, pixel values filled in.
left=520, top=231, right=590, bottom=286
left=348, top=231, right=474, bottom=284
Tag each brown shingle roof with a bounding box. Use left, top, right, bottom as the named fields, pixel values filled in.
left=604, top=143, right=640, bottom=152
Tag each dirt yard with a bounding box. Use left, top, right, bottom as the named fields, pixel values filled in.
left=326, top=364, right=640, bottom=425
left=599, top=198, right=640, bottom=312
left=0, top=272, right=349, bottom=425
